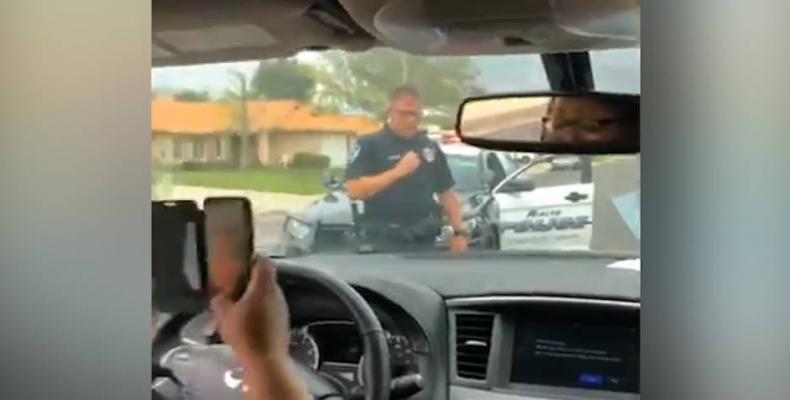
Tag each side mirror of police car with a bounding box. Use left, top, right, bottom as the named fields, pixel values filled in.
left=322, top=172, right=341, bottom=190
left=480, top=169, right=497, bottom=189
left=498, top=179, right=535, bottom=193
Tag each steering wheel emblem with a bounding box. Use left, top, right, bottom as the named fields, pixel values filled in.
left=223, top=368, right=248, bottom=392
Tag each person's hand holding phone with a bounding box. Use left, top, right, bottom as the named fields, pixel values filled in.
left=211, top=258, right=311, bottom=400
left=202, top=197, right=309, bottom=399
left=210, top=258, right=288, bottom=364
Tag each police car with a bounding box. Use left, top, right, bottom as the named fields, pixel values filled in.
left=282, top=134, right=593, bottom=255
left=439, top=138, right=595, bottom=251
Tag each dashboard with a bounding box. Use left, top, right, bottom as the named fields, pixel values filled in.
left=448, top=297, right=639, bottom=400
left=289, top=320, right=421, bottom=394
left=154, top=252, right=641, bottom=400
left=160, top=279, right=431, bottom=399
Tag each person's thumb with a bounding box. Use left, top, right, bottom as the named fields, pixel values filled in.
left=241, top=258, right=276, bottom=301
left=210, top=294, right=232, bottom=321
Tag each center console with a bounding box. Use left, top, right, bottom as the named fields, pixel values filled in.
left=448, top=296, right=639, bottom=399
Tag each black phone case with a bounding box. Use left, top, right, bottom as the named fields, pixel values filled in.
left=152, top=200, right=208, bottom=313
left=203, top=197, right=255, bottom=302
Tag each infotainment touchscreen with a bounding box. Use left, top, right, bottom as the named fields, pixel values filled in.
left=510, top=319, right=639, bottom=393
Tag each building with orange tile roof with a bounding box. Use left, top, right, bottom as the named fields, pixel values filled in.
left=152, top=100, right=381, bottom=167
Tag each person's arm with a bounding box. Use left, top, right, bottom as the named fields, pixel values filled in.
left=344, top=142, right=421, bottom=200
left=346, top=167, right=407, bottom=200
left=439, top=189, right=468, bottom=252
left=211, top=259, right=312, bottom=400
left=438, top=190, right=464, bottom=232
left=431, top=145, right=468, bottom=252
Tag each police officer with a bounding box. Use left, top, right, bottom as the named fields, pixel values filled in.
left=344, top=86, right=468, bottom=253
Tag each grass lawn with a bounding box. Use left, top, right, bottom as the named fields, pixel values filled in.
left=153, top=167, right=345, bottom=195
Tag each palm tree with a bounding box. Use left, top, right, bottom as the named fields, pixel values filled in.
left=225, top=70, right=251, bottom=169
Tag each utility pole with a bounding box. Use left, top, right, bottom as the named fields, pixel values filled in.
left=231, top=70, right=250, bottom=169
left=400, top=53, right=409, bottom=84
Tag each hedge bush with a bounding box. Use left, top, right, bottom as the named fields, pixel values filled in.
left=290, top=152, right=330, bottom=169
left=180, top=161, right=237, bottom=171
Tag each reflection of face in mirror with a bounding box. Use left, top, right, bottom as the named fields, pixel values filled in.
left=541, top=97, right=637, bottom=145
left=457, top=93, right=639, bottom=152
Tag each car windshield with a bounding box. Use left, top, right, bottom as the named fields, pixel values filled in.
left=446, top=154, right=484, bottom=193
left=152, top=48, right=640, bottom=256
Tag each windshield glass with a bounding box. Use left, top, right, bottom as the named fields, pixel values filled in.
left=152, top=48, right=639, bottom=256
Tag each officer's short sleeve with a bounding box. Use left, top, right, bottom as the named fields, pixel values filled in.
left=432, top=144, right=455, bottom=194
left=344, top=139, right=374, bottom=181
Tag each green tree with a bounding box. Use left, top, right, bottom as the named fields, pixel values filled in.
left=173, top=89, right=211, bottom=102
left=223, top=65, right=313, bottom=169
left=311, top=48, right=480, bottom=127
left=250, top=59, right=317, bottom=101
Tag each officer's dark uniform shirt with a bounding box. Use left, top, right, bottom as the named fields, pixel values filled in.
left=344, top=127, right=455, bottom=225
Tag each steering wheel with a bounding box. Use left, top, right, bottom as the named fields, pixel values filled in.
left=156, top=263, right=391, bottom=400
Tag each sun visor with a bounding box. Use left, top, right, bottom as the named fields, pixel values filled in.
left=550, top=0, right=640, bottom=42
left=373, top=0, right=447, bottom=53
left=372, top=0, right=638, bottom=54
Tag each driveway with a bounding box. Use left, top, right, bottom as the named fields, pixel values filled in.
left=154, top=185, right=320, bottom=251
left=155, top=185, right=321, bottom=214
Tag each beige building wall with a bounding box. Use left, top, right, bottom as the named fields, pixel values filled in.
left=257, top=132, right=271, bottom=165
left=268, top=132, right=323, bottom=165
left=152, top=133, right=233, bottom=165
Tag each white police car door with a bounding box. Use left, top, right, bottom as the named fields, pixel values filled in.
left=492, top=154, right=595, bottom=251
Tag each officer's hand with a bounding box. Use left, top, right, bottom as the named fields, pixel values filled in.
left=394, top=151, right=422, bottom=178
left=450, top=235, right=469, bottom=253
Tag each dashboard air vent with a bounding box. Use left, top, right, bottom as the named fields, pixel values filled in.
left=454, top=313, right=494, bottom=380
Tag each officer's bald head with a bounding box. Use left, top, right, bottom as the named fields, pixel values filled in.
left=387, top=85, right=423, bottom=139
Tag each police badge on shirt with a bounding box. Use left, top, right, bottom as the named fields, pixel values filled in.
left=347, top=142, right=361, bottom=165
left=421, top=146, right=436, bottom=163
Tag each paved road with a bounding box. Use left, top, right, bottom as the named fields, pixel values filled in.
left=589, top=157, right=640, bottom=253
left=254, top=211, right=288, bottom=252
left=153, top=185, right=317, bottom=252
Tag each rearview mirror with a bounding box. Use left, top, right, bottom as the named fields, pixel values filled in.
left=456, top=91, right=639, bottom=154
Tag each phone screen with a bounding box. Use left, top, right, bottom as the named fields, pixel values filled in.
left=203, top=198, right=254, bottom=300
left=152, top=200, right=207, bottom=313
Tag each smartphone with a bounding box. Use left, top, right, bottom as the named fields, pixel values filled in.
left=203, top=197, right=254, bottom=301
left=152, top=200, right=207, bottom=313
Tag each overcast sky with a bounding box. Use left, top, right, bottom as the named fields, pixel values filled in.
left=151, top=49, right=639, bottom=96
left=152, top=61, right=259, bottom=94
